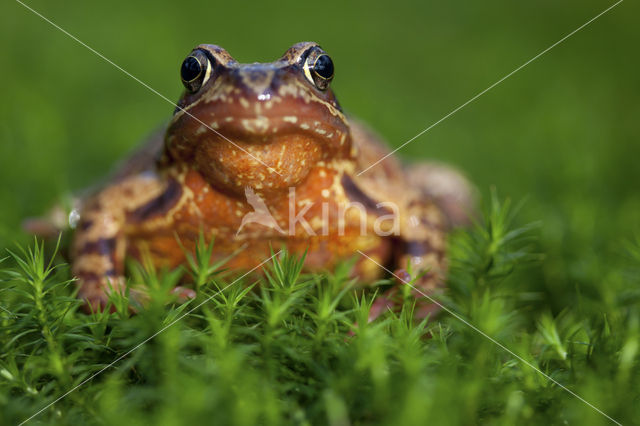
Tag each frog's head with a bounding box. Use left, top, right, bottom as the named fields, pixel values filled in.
left=166, top=42, right=351, bottom=194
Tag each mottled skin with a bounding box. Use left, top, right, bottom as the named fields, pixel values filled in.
left=71, top=42, right=473, bottom=314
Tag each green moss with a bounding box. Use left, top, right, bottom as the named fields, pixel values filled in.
left=1, top=194, right=637, bottom=425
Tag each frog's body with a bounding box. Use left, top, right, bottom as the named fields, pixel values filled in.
left=70, top=42, right=473, bottom=314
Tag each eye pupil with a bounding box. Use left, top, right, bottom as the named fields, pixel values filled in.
left=313, top=55, right=334, bottom=80
left=302, top=49, right=335, bottom=90
left=180, top=50, right=214, bottom=93
left=181, top=56, right=202, bottom=82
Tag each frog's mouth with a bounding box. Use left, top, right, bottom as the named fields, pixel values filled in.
left=206, top=114, right=346, bottom=144
left=166, top=110, right=352, bottom=194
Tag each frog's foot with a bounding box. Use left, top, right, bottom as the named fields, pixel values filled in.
left=171, top=286, right=197, bottom=302
left=368, top=269, right=443, bottom=322
left=406, top=162, right=476, bottom=228
left=368, top=293, right=394, bottom=322
left=77, top=274, right=197, bottom=313
left=395, top=268, right=444, bottom=318
left=76, top=275, right=126, bottom=313
left=78, top=277, right=166, bottom=314
left=22, top=204, right=74, bottom=238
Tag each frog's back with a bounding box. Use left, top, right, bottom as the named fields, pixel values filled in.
left=349, top=117, right=475, bottom=228
left=107, top=127, right=166, bottom=183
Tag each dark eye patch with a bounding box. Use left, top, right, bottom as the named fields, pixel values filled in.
left=313, top=55, right=334, bottom=80
left=180, top=50, right=214, bottom=93
left=181, top=56, right=202, bottom=83
left=302, top=47, right=335, bottom=91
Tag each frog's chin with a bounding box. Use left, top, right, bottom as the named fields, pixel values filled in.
left=193, top=132, right=326, bottom=196
left=167, top=108, right=352, bottom=163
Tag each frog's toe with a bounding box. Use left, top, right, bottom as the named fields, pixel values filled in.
left=77, top=275, right=130, bottom=313
left=171, top=286, right=197, bottom=303
left=414, top=298, right=443, bottom=319
left=369, top=293, right=395, bottom=322
left=78, top=290, right=113, bottom=314
left=22, top=217, right=62, bottom=238
left=368, top=284, right=442, bottom=322
left=391, top=268, right=444, bottom=319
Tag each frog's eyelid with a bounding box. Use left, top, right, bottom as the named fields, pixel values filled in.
left=298, top=45, right=316, bottom=65
left=201, top=57, right=213, bottom=87
left=302, top=59, right=315, bottom=86
left=301, top=49, right=333, bottom=90
left=200, top=49, right=220, bottom=67
left=183, top=50, right=215, bottom=92
left=300, top=47, right=320, bottom=86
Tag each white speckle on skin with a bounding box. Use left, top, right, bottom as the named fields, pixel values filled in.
left=241, top=116, right=270, bottom=133
left=283, top=116, right=298, bottom=123
left=300, top=123, right=310, bottom=130
left=321, top=189, right=330, bottom=198
left=239, top=98, right=250, bottom=108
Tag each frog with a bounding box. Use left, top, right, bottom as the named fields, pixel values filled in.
left=68, top=42, right=474, bottom=316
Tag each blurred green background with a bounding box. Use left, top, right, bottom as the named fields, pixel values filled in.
left=1, top=0, right=640, bottom=424
left=1, top=0, right=638, bottom=315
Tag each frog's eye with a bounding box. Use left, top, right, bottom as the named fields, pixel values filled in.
left=302, top=48, right=334, bottom=90
left=180, top=50, right=213, bottom=93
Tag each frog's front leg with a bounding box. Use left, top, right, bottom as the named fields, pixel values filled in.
left=368, top=197, right=448, bottom=320
left=71, top=172, right=180, bottom=311
left=392, top=198, right=448, bottom=317
left=339, top=174, right=448, bottom=320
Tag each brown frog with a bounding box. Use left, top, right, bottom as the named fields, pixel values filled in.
left=68, top=42, right=474, bottom=316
